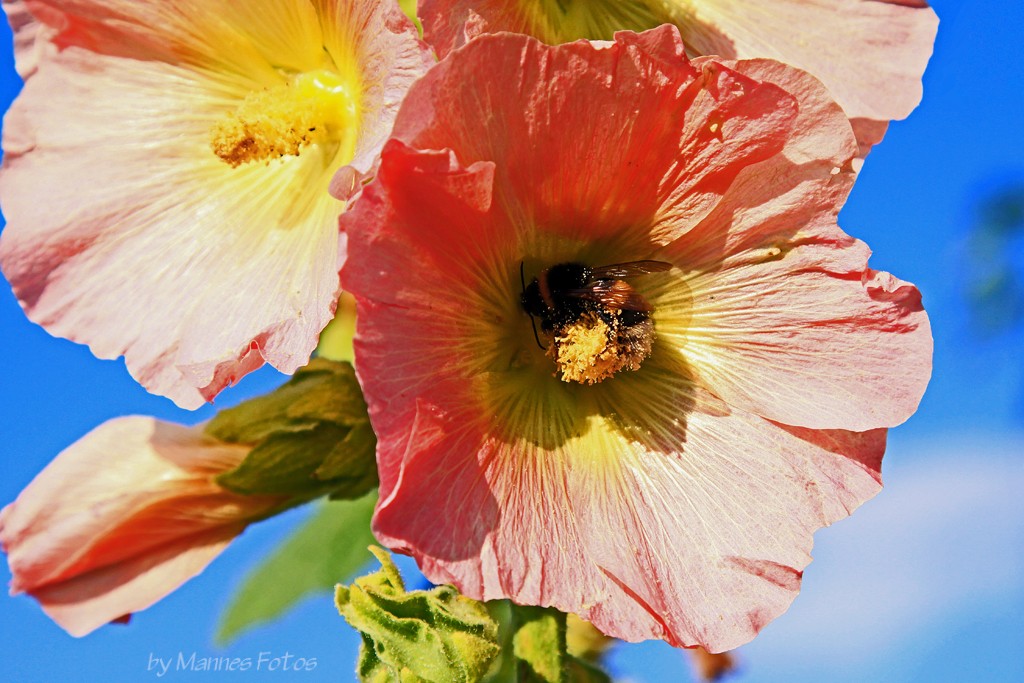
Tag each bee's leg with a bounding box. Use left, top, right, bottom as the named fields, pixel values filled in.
left=529, top=314, right=544, bottom=350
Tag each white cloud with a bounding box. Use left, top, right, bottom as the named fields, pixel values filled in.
left=741, top=433, right=1024, bottom=681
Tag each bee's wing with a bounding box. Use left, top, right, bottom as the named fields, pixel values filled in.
left=588, top=260, right=671, bottom=279
left=566, top=280, right=653, bottom=311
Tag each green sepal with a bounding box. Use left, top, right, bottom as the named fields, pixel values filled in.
left=207, top=359, right=376, bottom=499
left=565, top=659, right=612, bottom=683
left=316, top=301, right=356, bottom=363
left=398, top=0, right=423, bottom=35
left=207, top=359, right=368, bottom=441
left=336, top=547, right=500, bottom=683
left=511, top=606, right=567, bottom=683
left=215, top=491, right=378, bottom=644
left=318, top=421, right=377, bottom=487
left=482, top=604, right=612, bottom=683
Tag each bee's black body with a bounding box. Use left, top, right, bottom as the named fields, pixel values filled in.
left=521, top=262, right=594, bottom=331
left=520, top=260, right=670, bottom=336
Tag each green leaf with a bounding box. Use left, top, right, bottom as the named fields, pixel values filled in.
left=336, top=547, right=500, bottom=683
left=207, top=359, right=377, bottom=500
left=216, top=491, right=378, bottom=644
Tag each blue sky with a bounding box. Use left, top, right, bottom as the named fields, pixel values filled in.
left=1, top=1, right=1022, bottom=681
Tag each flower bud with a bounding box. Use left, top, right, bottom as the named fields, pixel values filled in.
left=0, top=416, right=287, bottom=636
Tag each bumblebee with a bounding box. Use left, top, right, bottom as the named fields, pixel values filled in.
left=520, top=260, right=671, bottom=337
left=519, top=260, right=671, bottom=384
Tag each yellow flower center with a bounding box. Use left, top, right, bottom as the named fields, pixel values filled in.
left=528, top=0, right=673, bottom=42
left=210, top=69, right=361, bottom=168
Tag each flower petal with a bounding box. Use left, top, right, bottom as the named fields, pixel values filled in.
left=674, top=0, right=938, bottom=123
left=1, top=1, right=430, bottom=407
left=0, top=417, right=253, bottom=590
left=0, top=51, right=342, bottom=407
left=373, top=388, right=886, bottom=652
left=0, top=416, right=280, bottom=636
left=342, top=28, right=930, bottom=653
left=344, top=99, right=891, bottom=652
left=665, top=248, right=931, bottom=431
left=655, top=60, right=931, bottom=430
left=318, top=0, right=436, bottom=182
left=343, top=139, right=508, bottom=494
left=418, top=0, right=938, bottom=152
left=3, top=0, right=58, bottom=78
left=390, top=28, right=796, bottom=249
left=20, top=0, right=325, bottom=71
left=28, top=526, right=239, bottom=637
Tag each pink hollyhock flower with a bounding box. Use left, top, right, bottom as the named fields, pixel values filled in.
left=0, top=0, right=432, bottom=408
left=418, top=0, right=938, bottom=154
left=0, top=416, right=287, bottom=637
left=339, top=27, right=932, bottom=652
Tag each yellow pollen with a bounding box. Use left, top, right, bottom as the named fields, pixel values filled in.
left=210, top=69, right=361, bottom=167
left=547, top=311, right=654, bottom=384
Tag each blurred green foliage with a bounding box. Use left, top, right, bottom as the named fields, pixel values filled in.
left=216, top=492, right=378, bottom=644
left=965, top=182, right=1024, bottom=335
